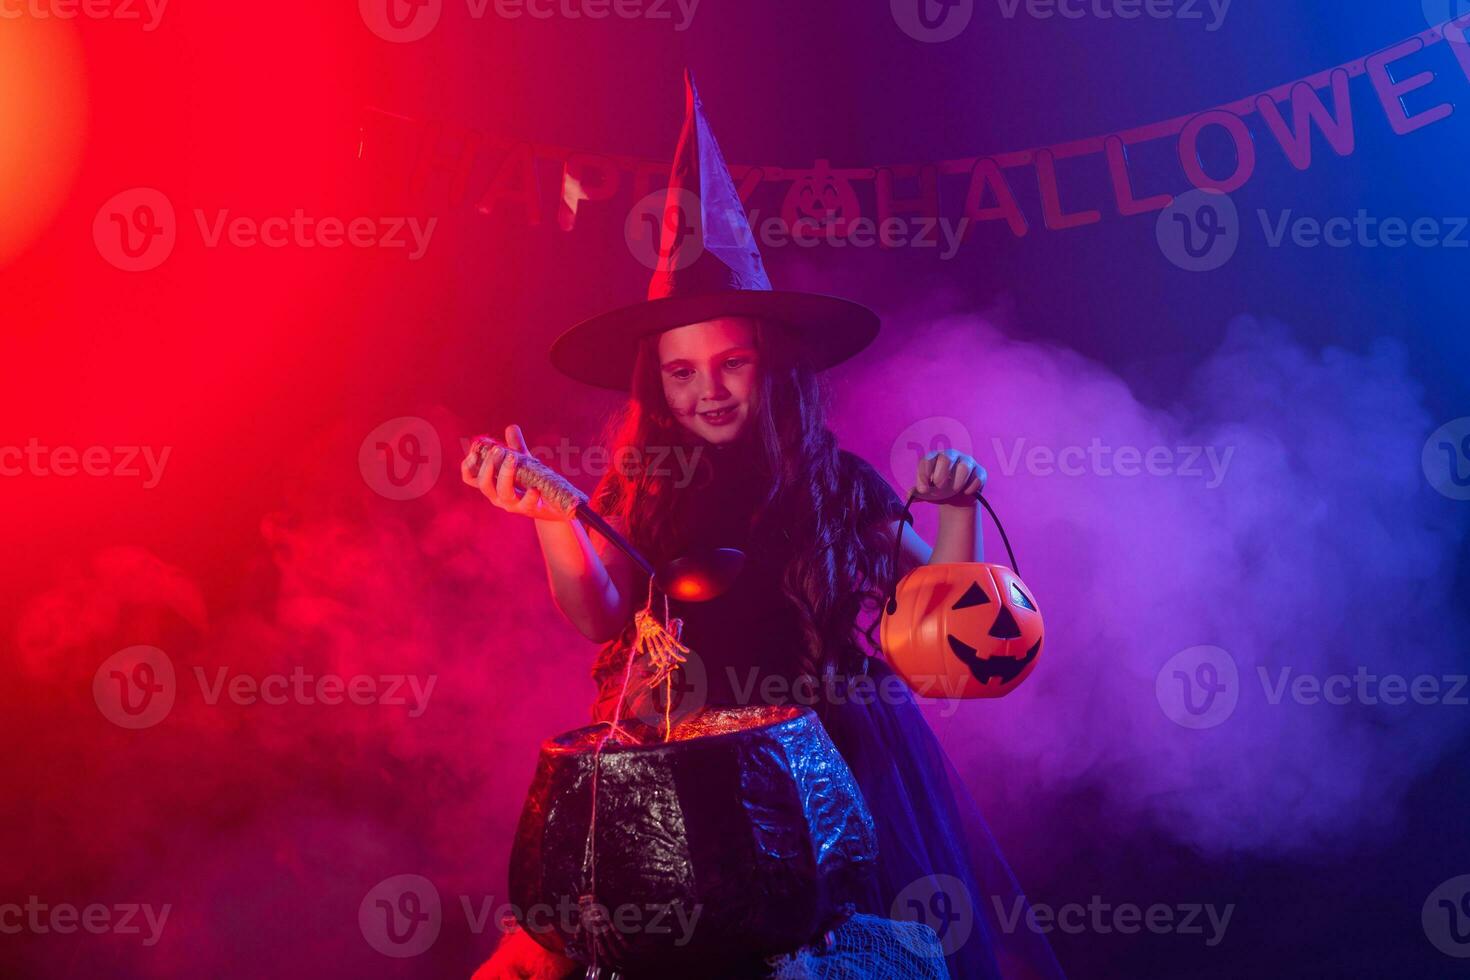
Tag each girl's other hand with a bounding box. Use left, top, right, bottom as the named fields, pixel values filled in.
left=472, top=926, right=578, bottom=979
left=461, top=424, right=574, bottom=522
left=914, top=448, right=987, bottom=505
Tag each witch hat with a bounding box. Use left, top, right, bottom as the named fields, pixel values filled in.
left=550, top=70, right=880, bottom=390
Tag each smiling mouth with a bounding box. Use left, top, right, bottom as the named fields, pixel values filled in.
left=699, top=406, right=737, bottom=424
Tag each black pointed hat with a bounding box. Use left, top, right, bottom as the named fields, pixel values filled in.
left=550, top=71, right=880, bottom=390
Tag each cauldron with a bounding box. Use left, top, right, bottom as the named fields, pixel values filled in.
left=508, top=705, right=878, bottom=975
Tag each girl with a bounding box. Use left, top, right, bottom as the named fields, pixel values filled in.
left=464, top=315, right=1061, bottom=979
left=466, top=73, right=1062, bottom=980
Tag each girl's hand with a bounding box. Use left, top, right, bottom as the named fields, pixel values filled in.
left=461, top=424, right=573, bottom=522
left=914, top=449, right=987, bottom=505
left=472, top=926, right=578, bottom=979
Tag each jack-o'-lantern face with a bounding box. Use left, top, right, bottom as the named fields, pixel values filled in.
left=781, top=161, right=860, bottom=236
left=880, top=563, right=1044, bottom=700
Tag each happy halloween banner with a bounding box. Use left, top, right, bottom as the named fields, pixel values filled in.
left=357, top=16, right=1470, bottom=239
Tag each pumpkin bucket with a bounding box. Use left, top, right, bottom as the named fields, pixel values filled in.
left=880, top=492, right=1044, bottom=699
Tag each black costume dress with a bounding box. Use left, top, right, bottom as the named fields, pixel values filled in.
left=592, top=439, right=1065, bottom=980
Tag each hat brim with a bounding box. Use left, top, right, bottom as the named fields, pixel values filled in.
left=550, top=290, right=880, bottom=390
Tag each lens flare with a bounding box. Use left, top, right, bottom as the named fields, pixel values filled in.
left=0, top=15, right=87, bottom=266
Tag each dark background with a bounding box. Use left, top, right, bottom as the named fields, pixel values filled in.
left=3, top=2, right=1469, bottom=976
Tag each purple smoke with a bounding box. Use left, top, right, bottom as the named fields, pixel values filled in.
left=834, top=305, right=1470, bottom=861
left=8, top=309, right=1467, bottom=976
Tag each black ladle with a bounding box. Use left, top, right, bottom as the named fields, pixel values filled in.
left=470, top=437, right=745, bottom=601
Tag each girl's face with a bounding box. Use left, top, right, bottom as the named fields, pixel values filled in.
left=657, top=316, right=761, bottom=445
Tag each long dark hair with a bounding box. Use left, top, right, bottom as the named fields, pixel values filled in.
left=591, top=320, right=903, bottom=688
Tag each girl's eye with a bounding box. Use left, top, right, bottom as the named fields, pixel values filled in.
left=670, top=368, right=694, bottom=381
left=724, top=357, right=749, bottom=370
